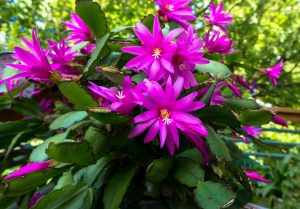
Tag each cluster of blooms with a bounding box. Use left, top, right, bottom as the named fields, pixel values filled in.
left=2, top=0, right=286, bottom=184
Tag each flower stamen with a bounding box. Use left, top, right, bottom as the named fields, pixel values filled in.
left=116, top=91, right=125, bottom=100
left=164, top=4, right=175, bottom=12
left=152, top=48, right=162, bottom=60
left=179, top=64, right=186, bottom=70
left=160, top=109, right=172, bottom=125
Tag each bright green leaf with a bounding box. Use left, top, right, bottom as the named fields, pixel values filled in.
left=46, top=140, right=95, bottom=166
left=84, top=127, right=108, bottom=159
left=197, top=106, right=240, bottom=128
left=58, top=81, right=98, bottom=110
left=103, top=165, right=138, bottom=209
left=88, top=107, right=129, bottom=124
left=74, top=155, right=117, bottom=189
left=224, top=99, right=260, bottom=111
left=174, top=158, right=204, bottom=187
left=50, top=111, right=87, bottom=130
left=194, top=181, right=236, bottom=209
left=32, top=183, right=94, bottom=209
left=196, top=61, right=232, bottom=79
left=205, top=126, right=231, bottom=161
left=239, top=110, right=274, bottom=126
left=146, top=157, right=173, bottom=183
left=84, top=34, right=110, bottom=74
left=200, top=83, right=216, bottom=105
left=55, top=171, right=74, bottom=190
left=176, top=148, right=203, bottom=164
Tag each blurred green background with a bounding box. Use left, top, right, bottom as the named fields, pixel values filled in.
left=1, top=0, right=300, bottom=208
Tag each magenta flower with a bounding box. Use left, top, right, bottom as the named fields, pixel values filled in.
left=154, top=0, right=196, bottom=29
left=243, top=126, right=262, bottom=143
left=170, top=26, right=209, bottom=89
left=228, top=82, right=242, bottom=98
left=204, top=3, right=233, bottom=31
left=63, top=12, right=92, bottom=44
left=5, top=161, right=51, bottom=180
left=80, top=43, right=96, bottom=55
left=272, top=115, right=288, bottom=127
left=3, top=79, right=19, bottom=93
left=39, top=98, right=52, bottom=113
left=235, top=75, right=250, bottom=89
left=246, top=170, right=269, bottom=184
left=121, top=16, right=183, bottom=81
left=198, top=81, right=227, bottom=106
left=88, top=76, right=144, bottom=115
left=30, top=193, right=42, bottom=207
left=129, top=77, right=208, bottom=155
left=3, top=29, right=52, bottom=84
left=204, top=30, right=235, bottom=54
left=63, top=13, right=95, bottom=54
left=265, top=60, right=284, bottom=87
left=47, top=39, right=78, bottom=74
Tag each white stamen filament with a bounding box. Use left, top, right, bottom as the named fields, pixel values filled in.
left=116, top=91, right=125, bottom=99
left=179, top=64, right=186, bottom=70
left=160, top=109, right=172, bottom=125
left=165, top=4, right=175, bottom=12
left=152, top=48, right=162, bottom=60
left=162, top=117, right=172, bottom=125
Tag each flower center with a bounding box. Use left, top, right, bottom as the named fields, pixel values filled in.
left=160, top=109, right=172, bottom=125
left=164, top=4, right=174, bottom=11
left=116, top=91, right=125, bottom=100
left=179, top=64, right=186, bottom=70
left=173, top=54, right=186, bottom=70
left=98, top=96, right=104, bottom=103
left=152, top=48, right=163, bottom=60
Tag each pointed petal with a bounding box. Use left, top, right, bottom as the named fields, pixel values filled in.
left=172, top=77, right=184, bottom=99
left=121, top=46, right=147, bottom=55
left=172, top=111, right=201, bottom=125
left=159, top=122, right=167, bottom=148
left=153, top=16, right=163, bottom=41
left=144, top=120, right=160, bottom=143
left=165, top=28, right=184, bottom=42
left=128, top=118, right=156, bottom=138
left=133, top=109, right=158, bottom=123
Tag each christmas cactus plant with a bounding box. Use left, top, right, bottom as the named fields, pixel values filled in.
left=0, top=0, right=286, bottom=208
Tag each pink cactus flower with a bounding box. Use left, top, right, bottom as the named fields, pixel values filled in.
left=204, top=30, right=235, bottom=54
left=228, top=82, right=242, bottom=98
left=129, top=77, right=208, bottom=156
left=63, top=12, right=95, bottom=54
left=5, top=161, right=51, bottom=180
left=63, top=12, right=92, bottom=44
left=80, top=43, right=96, bottom=55
left=3, top=29, right=52, bottom=84
left=204, top=2, right=233, bottom=31
left=272, top=115, right=288, bottom=127
left=154, top=0, right=196, bottom=29
left=170, top=26, right=209, bottom=89
left=246, top=170, right=269, bottom=183
left=198, top=81, right=227, bottom=106
left=47, top=39, right=78, bottom=74
left=235, top=75, right=250, bottom=89
left=243, top=126, right=262, bottom=143
left=121, top=16, right=183, bottom=81
left=88, top=76, right=144, bottom=115
left=265, top=60, right=284, bottom=87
